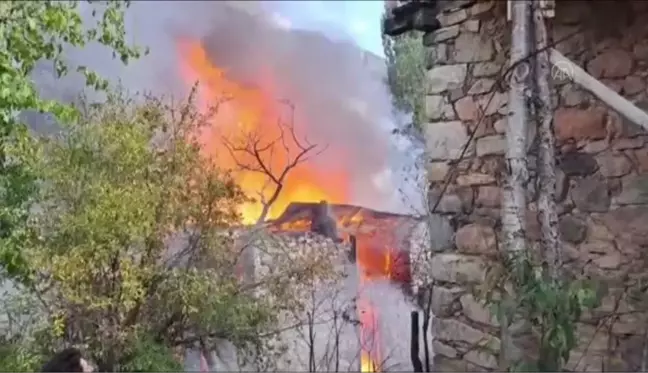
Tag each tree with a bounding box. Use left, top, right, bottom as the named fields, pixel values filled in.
left=2, top=89, right=274, bottom=371
left=220, top=100, right=328, bottom=290
left=532, top=0, right=561, bottom=280
left=0, top=0, right=144, bottom=283
left=382, top=18, right=426, bottom=133
left=2, top=87, right=347, bottom=372
left=221, top=100, right=327, bottom=226
left=498, top=1, right=533, bottom=370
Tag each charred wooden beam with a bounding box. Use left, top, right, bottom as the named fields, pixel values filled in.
left=382, top=0, right=441, bottom=37
left=310, top=200, right=343, bottom=243
left=410, top=311, right=424, bottom=372
left=348, top=235, right=357, bottom=263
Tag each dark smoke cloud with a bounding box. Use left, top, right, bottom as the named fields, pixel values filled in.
left=31, top=1, right=413, bottom=213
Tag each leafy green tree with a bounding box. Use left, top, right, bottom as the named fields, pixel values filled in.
left=381, top=23, right=426, bottom=132
left=0, top=0, right=144, bottom=282
left=4, top=89, right=277, bottom=371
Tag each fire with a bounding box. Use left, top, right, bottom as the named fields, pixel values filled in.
left=176, top=39, right=349, bottom=224
left=176, top=38, right=410, bottom=372
left=358, top=288, right=381, bottom=372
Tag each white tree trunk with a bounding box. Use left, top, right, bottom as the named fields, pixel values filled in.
left=500, top=0, right=532, bottom=370
left=503, top=0, right=532, bottom=257
left=533, top=0, right=561, bottom=278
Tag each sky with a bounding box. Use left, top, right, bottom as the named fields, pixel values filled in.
left=262, top=1, right=386, bottom=57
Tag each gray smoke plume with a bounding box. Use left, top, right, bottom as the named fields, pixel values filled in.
left=31, top=0, right=416, bottom=213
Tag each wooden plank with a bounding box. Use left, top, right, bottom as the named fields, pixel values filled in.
left=549, top=49, right=648, bottom=129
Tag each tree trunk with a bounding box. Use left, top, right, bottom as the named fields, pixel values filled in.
left=532, top=0, right=561, bottom=278
left=500, top=0, right=532, bottom=370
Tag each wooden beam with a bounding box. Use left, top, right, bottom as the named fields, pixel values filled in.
left=549, top=49, right=648, bottom=129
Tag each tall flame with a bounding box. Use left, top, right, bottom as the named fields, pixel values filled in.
left=176, top=37, right=409, bottom=373
left=177, top=39, right=350, bottom=224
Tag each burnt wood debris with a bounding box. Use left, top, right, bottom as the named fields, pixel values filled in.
left=310, top=200, right=343, bottom=243
left=382, top=0, right=442, bottom=37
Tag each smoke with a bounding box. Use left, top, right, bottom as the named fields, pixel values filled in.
left=30, top=0, right=417, bottom=213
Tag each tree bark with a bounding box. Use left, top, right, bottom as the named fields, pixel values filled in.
left=500, top=0, right=532, bottom=370
left=532, top=0, right=561, bottom=278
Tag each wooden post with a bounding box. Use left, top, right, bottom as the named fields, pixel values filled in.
left=410, top=311, right=424, bottom=372
left=549, top=49, right=648, bottom=129
left=349, top=235, right=357, bottom=263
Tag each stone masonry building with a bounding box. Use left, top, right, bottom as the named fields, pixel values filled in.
left=420, top=0, right=648, bottom=371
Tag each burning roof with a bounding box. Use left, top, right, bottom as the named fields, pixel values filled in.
left=267, top=201, right=420, bottom=244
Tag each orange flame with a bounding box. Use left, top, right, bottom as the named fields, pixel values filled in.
left=176, top=39, right=349, bottom=224
left=176, top=38, right=411, bottom=372
left=358, top=289, right=381, bottom=372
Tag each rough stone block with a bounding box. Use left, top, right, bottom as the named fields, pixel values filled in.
left=615, top=174, right=648, bottom=205
left=468, top=78, right=496, bottom=95
left=460, top=293, right=499, bottom=327
left=433, top=356, right=484, bottom=372
left=587, top=49, right=634, bottom=79
left=462, top=19, right=480, bottom=32
left=572, top=175, right=610, bottom=212
left=472, top=61, right=500, bottom=77
left=468, top=1, right=494, bottom=16
left=476, top=135, right=506, bottom=156
left=425, top=95, right=455, bottom=121
left=622, top=76, right=645, bottom=95
left=560, top=84, right=588, bottom=107
left=476, top=185, right=501, bottom=208
left=427, top=161, right=450, bottom=182
left=424, top=121, right=470, bottom=160
left=423, top=25, right=460, bottom=45
left=456, top=172, right=495, bottom=186
left=430, top=254, right=488, bottom=284
left=427, top=64, right=468, bottom=94
left=455, top=224, right=497, bottom=255
left=432, top=340, right=458, bottom=358
left=595, top=153, right=633, bottom=178
left=633, top=148, right=648, bottom=172
left=439, top=9, right=468, bottom=27
left=558, top=214, right=588, bottom=244
left=613, top=137, right=644, bottom=150
left=431, top=285, right=464, bottom=317
left=554, top=108, right=607, bottom=142
left=593, top=206, right=648, bottom=246
left=452, top=32, right=494, bottom=63
left=464, top=349, right=498, bottom=369
left=582, top=140, right=608, bottom=154
left=425, top=43, right=449, bottom=67
left=432, top=317, right=500, bottom=351
left=559, top=151, right=599, bottom=176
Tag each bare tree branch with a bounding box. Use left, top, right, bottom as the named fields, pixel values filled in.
left=221, top=100, right=327, bottom=225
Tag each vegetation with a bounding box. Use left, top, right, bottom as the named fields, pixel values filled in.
left=480, top=252, right=601, bottom=372
left=381, top=22, right=426, bottom=132
left=0, top=4, right=346, bottom=370
left=0, top=0, right=144, bottom=284
left=1, top=89, right=284, bottom=371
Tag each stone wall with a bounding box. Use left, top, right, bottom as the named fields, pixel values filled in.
left=422, top=0, right=648, bottom=371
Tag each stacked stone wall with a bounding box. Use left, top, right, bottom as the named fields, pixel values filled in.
left=422, top=0, right=648, bottom=371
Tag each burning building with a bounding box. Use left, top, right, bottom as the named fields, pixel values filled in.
left=23, top=0, right=436, bottom=371
left=183, top=201, right=426, bottom=372
left=168, top=3, right=433, bottom=370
